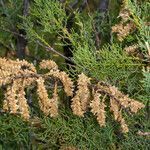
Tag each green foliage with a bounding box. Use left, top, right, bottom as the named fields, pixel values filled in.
left=0, top=114, right=30, bottom=149
left=0, top=109, right=149, bottom=150
left=0, top=0, right=149, bottom=149
left=72, top=0, right=149, bottom=96
left=142, top=70, right=150, bottom=94
left=0, top=0, right=22, bottom=55
left=22, top=0, right=67, bottom=45
left=120, top=110, right=150, bottom=150
left=73, top=43, right=142, bottom=93
left=21, top=0, right=97, bottom=59
left=139, top=69, right=150, bottom=102
left=126, top=0, right=150, bottom=55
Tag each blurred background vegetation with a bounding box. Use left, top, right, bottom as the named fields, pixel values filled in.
left=0, top=0, right=149, bottom=149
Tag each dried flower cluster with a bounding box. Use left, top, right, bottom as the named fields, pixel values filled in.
left=124, top=44, right=139, bottom=54
left=40, top=60, right=73, bottom=96
left=96, top=82, right=145, bottom=114
left=90, top=91, right=106, bottom=127
left=1, top=58, right=37, bottom=120
left=112, top=22, right=135, bottom=41
left=71, top=74, right=145, bottom=133
left=71, top=73, right=91, bottom=117
left=0, top=58, right=73, bottom=120
left=0, top=58, right=145, bottom=133
left=95, top=82, right=144, bottom=133
left=37, top=77, right=59, bottom=117
left=111, top=4, right=135, bottom=41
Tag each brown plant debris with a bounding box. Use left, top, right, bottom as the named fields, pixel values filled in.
left=1, top=58, right=36, bottom=120
left=37, top=77, right=59, bottom=117
left=110, top=98, right=129, bottom=133
left=60, top=145, right=79, bottom=150
left=93, top=82, right=144, bottom=133
left=118, top=8, right=130, bottom=22
left=124, top=44, right=145, bottom=60
left=40, top=59, right=58, bottom=71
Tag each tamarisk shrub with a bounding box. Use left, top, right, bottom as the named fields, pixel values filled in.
left=0, top=58, right=144, bottom=133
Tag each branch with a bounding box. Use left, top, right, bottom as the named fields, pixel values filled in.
left=98, top=0, right=109, bottom=13
left=36, top=41, right=74, bottom=64
left=16, top=0, right=30, bottom=59
left=23, top=0, right=29, bottom=17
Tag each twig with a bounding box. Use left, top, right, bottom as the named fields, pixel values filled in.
left=98, top=0, right=109, bottom=12
left=37, top=41, right=74, bottom=63
left=23, top=0, right=29, bottom=17
left=0, top=28, right=74, bottom=63
left=16, top=0, right=30, bottom=59
left=0, top=28, right=26, bottom=38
